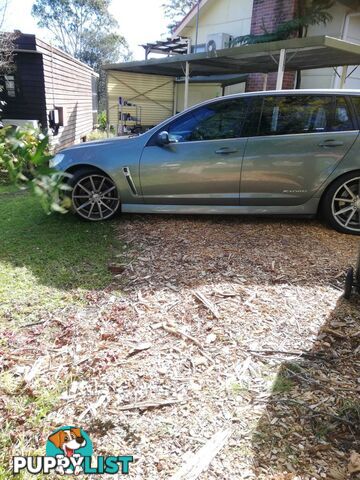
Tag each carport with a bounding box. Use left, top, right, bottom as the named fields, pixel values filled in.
left=104, top=35, right=360, bottom=131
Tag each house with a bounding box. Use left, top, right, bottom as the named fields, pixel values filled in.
left=104, top=0, right=360, bottom=134
left=173, top=0, right=360, bottom=91
left=0, top=33, right=98, bottom=151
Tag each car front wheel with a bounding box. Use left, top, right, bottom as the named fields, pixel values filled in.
left=69, top=169, right=120, bottom=221
left=322, top=172, right=360, bottom=235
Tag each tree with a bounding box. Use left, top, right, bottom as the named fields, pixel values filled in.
left=162, top=0, right=198, bottom=33
left=31, top=0, right=131, bottom=74
left=32, top=0, right=117, bottom=59
left=31, top=0, right=131, bottom=114
left=0, top=0, right=17, bottom=74
left=80, top=31, right=131, bottom=73
left=80, top=30, right=132, bottom=111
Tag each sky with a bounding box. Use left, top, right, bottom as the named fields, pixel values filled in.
left=3, top=0, right=169, bottom=60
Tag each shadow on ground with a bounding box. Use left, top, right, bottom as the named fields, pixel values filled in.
left=251, top=294, right=360, bottom=479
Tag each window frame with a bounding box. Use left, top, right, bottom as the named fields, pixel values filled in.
left=349, top=95, right=360, bottom=131
left=1, top=74, right=17, bottom=98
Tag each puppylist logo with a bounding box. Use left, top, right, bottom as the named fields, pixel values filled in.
left=13, top=426, right=133, bottom=476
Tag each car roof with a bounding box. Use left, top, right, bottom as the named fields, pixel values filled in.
left=237, top=89, right=360, bottom=96
left=178, top=88, right=360, bottom=112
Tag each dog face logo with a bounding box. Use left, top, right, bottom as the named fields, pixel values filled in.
left=48, top=427, right=86, bottom=457
left=46, top=426, right=93, bottom=475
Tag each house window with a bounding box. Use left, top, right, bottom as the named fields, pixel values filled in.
left=2, top=74, right=16, bottom=97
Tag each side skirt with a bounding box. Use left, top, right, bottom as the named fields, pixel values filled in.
left=121, top=199, right=320, bottom=215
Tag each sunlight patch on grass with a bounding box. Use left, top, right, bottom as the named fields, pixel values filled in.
left=0, top=190, right=115, bottom=324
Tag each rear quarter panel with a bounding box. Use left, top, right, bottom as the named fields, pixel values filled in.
left=315, top=131, right=360, bottom=197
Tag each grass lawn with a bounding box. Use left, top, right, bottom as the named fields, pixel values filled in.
left=0, top=186, right=116, bottom=324
left=0, top=186, right=120, bottom=478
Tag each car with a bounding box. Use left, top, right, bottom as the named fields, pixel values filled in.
left=51, top=89, right=360, bottom=235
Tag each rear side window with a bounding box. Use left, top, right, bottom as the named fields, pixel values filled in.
left=258, top=95, right=354, bottom=136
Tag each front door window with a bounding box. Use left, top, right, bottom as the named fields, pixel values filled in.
left=166, top=98, right=253, bottom=143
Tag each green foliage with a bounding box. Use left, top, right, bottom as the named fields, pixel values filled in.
left=80, top=31, right=131, bottom=73
left=31, top=0, right=132, bottom=112
left=162, top=0, right=198, bottom=32
left=98, top=111, right=107, bottom=131
left=32, top=0, right=113, bottom=57
left=0, top=126, right=70, bottom=213
left=31, top=0, right=131, bottom=72
left=231, top=0, right=334, bottom=47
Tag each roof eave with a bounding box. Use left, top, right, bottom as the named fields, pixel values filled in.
left=173, top=0, right=212, bottom=38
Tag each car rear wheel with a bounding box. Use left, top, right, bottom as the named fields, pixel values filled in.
left=69, top=169, right=120, bottom=221
left=322, top=172, right=360, bottom=235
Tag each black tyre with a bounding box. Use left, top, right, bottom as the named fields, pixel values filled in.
left=321, top=171, right=360, bottom=235
left=68, top=168, right=120, bottom=221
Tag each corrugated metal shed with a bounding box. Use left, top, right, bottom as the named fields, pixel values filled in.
left=106, top=70, right=175, bottom=130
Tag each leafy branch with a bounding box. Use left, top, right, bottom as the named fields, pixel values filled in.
left=0, top=126, right=71, bottom=213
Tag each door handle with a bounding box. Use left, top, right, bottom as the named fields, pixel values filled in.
left=215, top=147, right=238, bottom=154
left=318, top=140, right=344, bottom=148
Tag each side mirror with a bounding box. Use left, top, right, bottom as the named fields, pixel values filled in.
left=157, top=131, right=170, bottom=146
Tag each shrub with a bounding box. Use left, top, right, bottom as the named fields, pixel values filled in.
left=98, top=110, right=107, bottom=131
left=0, top=126, right=70, bottom=213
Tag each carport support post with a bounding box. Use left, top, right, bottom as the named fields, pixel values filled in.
left=276, top=48, right=286, bottom=90
left=184, top=39, right=191, bottom=110
left=340, top=65, right=348, bottom=88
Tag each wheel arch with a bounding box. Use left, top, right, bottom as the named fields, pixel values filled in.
left=318, top=168, right=360, bottom=214
left=66, top=163, right=113, bottom=179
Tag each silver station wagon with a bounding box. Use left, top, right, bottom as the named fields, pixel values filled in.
left=52, top=89, right=360, bottom=235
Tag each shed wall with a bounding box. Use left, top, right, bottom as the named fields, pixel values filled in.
left=107, top=71, right=174, bottom=129
left=175, top=83, right=222, bottom=113
left=1, top=51, right=47, bottom=128
left=37, top=38, right=97, bottom=150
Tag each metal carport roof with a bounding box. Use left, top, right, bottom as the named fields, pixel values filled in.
left=104, top=36, right=360, bottom=77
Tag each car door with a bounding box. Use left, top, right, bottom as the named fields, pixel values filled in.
left=139, top=97, right=253, bottom=206
left=240, top=94, right=359, bottom=206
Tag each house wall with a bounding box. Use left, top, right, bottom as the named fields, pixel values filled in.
left=36, top=38, right=97, bottom=151
left=179, top=0, right=253, bottom=47
left=247, top=0, right=298, bottom=91
left=176, top=0, right=360, bottom=93
left=300, top=3, right=360, bottom=89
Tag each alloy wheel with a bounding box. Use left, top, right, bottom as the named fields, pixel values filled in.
left=331, top=177, right=360, bottom=233
left=72, top=174, right=120, bottom=221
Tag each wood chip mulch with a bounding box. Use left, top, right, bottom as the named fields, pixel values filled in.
left=1, top=215, right=359, bottom=479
